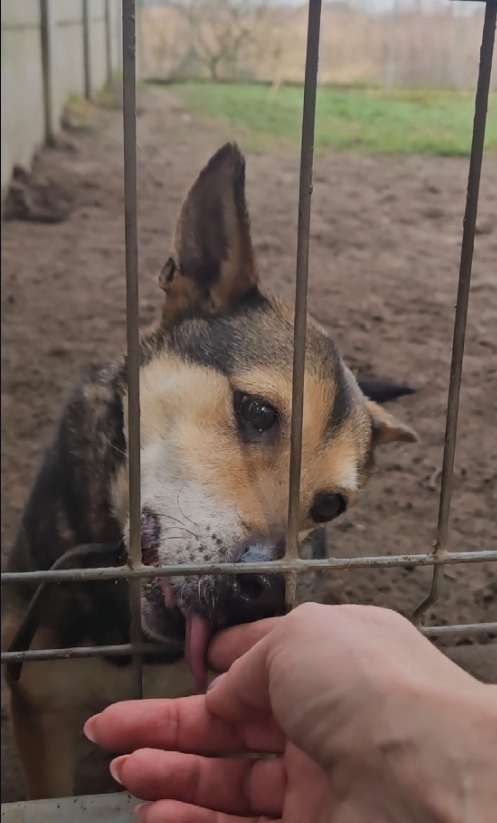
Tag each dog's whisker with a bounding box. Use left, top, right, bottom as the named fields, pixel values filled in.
left=147, top=513, right=200, bottom=542
left=176, top=487, right=202, bottom=530
left=159, top=512, right=201, bottom=537
left=102, top=433, right=127, bottom=458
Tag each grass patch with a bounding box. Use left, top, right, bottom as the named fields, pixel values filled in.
left=95, top=76, right=124, bottom=111
left=62, top=95, right=97, bottom=133
left=165, top=81, right=497, bottom=155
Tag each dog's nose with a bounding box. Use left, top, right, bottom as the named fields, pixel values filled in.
left=223, top=572, right=286, bottom=625
left=220, top=541, right=287, bottom=627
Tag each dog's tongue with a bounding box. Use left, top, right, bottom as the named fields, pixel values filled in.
left=185, top=612, right=212, bottom=693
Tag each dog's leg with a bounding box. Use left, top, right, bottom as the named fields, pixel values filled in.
left=9, top=679, right=84, bottom=799
left=9, top=658, right=198, bottom=799
left=4, top=619, right=137, bottom=800
left=3, top=615, right=81, bottom=798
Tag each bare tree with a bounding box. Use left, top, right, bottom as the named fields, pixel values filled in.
left=172, top=0, right=272, bottom=81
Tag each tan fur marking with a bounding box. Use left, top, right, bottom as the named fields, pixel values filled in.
left=6, top=621, right=196, bottom=799
left=113, top=357, right=370, bottom=537
left=368, top=400, right=419, bottom=445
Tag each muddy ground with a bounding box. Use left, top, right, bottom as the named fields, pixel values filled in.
left=1, top=88, right=496, bottom=801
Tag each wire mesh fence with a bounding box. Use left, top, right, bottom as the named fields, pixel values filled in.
left=1, top=0, right=497, bottom=813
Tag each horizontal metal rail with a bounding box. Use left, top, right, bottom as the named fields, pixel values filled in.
left=1, top=619, right=495, bottom=665
left=2, top=619, right=496, bottom=666
left=1, top=549, right=496, bottom=586
left=422, top=622, right=497, bottom=638
left=1, top=643, right=181, bottom=664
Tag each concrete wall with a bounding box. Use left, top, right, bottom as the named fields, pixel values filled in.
left=1, top=0, right=122, bottom=195
left=1, top=2, right=45, bottom=194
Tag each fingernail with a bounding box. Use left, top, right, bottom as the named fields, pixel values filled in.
left=207, top=673, right=225, bottom=691
left=83, top=716, right=99, bottom=743
left=110, top=755, right=127, bottom=786
left=134, top=803, right=152, bottom=821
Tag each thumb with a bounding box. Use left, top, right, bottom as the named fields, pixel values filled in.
left=206, top=631, right=273, bottom=723
left=208, top=617, right=283, bottom=672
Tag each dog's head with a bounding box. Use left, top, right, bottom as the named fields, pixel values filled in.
left=112, top=144, right=417, bottom=688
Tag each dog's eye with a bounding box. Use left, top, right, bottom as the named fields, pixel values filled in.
left=234, top=391, right=278, bottom=435
left=310, top=492, right=347, bottom=524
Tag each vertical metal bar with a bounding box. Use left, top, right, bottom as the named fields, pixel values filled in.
left=286, top=0, right=322, bottom=607
left=122, top=0, right=143, bottom=698
left=105, top=0, right=113, bottom=86
left=40, top=0, right=55, bottom=146
left=414, top=0, right=496, bottom=621
left=137, top=0, right=146, bottom=80
left=82, top=0, right=91, bottom=100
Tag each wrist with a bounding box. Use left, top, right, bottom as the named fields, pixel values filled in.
left=454, top=683, right=497, bottom=823
left=388, top=679, right=497, bottom=823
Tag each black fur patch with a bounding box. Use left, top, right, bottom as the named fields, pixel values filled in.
left=327, top=355, right=353, bottom=433
left=357, top=377, right=416, bottom=404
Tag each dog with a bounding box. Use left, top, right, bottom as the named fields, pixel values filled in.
left=3, top=143, right=417, bottom=799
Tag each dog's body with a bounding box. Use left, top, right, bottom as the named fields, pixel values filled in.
left=4, top=144, right=417, bottom=799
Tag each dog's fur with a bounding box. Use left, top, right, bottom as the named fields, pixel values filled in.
left=4, top=144, right=417, bottom=799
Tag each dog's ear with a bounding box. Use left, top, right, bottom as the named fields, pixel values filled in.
left=358, top=377, right=415, bottom=405
left=160, top=143, right=258, bottom=327
left=368, top=401, right=418, bottom=445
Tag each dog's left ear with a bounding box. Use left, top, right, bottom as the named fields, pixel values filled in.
left=160, top=143, right=258, bottom=327
left=368, top=401, right=418, bottom=445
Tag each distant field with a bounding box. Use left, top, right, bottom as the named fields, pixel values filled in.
left=165, top=82, right=497, bottom=156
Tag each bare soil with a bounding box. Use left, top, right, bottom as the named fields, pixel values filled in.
left=2, top=88, right=496, bottom=802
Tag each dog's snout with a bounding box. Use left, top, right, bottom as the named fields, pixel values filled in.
left=220, top=540, right=286, bottom=627
left=238, top=539, right=285, bottom=564
left=223, top=572, right=286, bottom=625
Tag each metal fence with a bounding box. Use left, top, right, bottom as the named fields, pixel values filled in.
left=1, top=0, right=497, bottom=813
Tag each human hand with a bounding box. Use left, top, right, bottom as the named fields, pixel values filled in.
left=84, top=603, right=497, bottom=822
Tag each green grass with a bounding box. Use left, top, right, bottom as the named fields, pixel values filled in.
left=164, top=81, right=497, bottom=155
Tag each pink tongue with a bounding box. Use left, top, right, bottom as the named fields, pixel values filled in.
left=185, top=612, right=212, bottom=693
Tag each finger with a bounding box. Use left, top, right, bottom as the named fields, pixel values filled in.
left=84, top=696, right=284, bottom=754
left=209, top=618, right=282, bottom=672
left=207, top=632, right=275, bottom=725
left=135, top=799, right=279, bottom=823
left=112, top=748, right=285, bottom=816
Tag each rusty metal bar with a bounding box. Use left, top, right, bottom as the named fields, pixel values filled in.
left=137, top=0, right=146, bottom=80
left=286, top=0, right=322, bottom=607
left=104, top=0, right=113, bottom=86
left=2, top=642, right=181, bottom=664
left=122, top=0, right=143, bottom=698
left=2, top=620, right=496, bottom=666
left=40, top=0, right=55, bottom=145
left=2, top=548, right=496, bottom=586
left=414, top=0, right=496, bottom=621
left=422, top=622, right=497, bottom=638
left=82, top=0, right=91, bottom=100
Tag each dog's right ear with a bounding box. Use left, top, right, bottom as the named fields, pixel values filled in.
left=358, top=377, right=416, bottom=405
left=159, top=143, right=258, bottom=327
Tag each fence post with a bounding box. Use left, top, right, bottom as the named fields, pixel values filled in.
left=122, top=0, right=144, bottom=700
left=137, top=0, right=145, bottom=80
left=413, top=0, right=497, bottom=622
left=40, top=0, right=55, bottom=145
left=82, top=0, right=91, bottom=100
left=105, top=0, right=113, bottom=85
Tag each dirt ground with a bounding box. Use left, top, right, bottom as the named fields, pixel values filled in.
left=2, top=88, right=496, bottom=802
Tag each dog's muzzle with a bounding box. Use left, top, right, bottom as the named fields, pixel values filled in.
left=184, top=541, right=287, bottom=694
left=218, top=541, right=287, bottom=627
